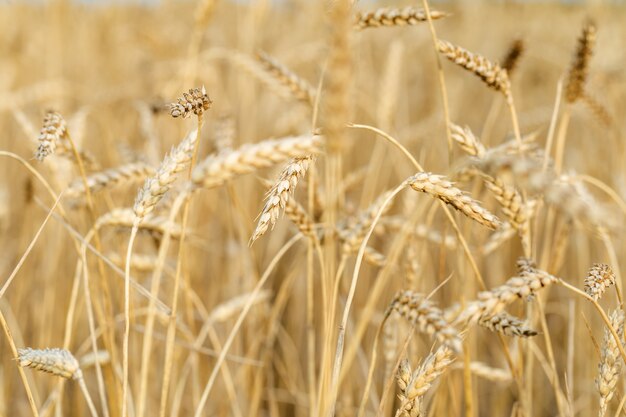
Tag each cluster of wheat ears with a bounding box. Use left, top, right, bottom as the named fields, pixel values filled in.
left=1, top=0, right=626, bottom=416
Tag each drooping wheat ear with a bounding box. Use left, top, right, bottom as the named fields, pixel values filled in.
left=452, top=260, right=557, bottom=327
left=95, top=208, right=186, bottom=238
left=35, top=111, right=67, bottom=161
left=169, top=86, right=212, bottom=118
left=482, top=222, right=516, bottom=255
left=479, top=312, right=537, bottom=337
left=565, top=20, right=596, bottom=104
left=259, top=178, right=318, bottom=239
left=453, top=361, right=513, bottom=383
left=450, top=124, right=486, bottom=157
left=339, top=189, right=396, bottom=253
left=255, top=51, right=316, bottom=105
left=396, top=345, right=455, bottom=416
left=107, top=252, right=158, bottom=273
left=134, top=129, right=198, bottom=219
left=17, top=348, right=82, bottom=380
left=251, top=156, right=312, bottom=244
left=65, top=162, right=154, bottom=200
left=501, top=39, right=525, bottom=76
left=354, top=7, right=447, bottom=30
left=437, top=40, right=511, bottom=97
left=582, top=92, right=612, bottom=126
left=380, top=217, right=457, bottom=250
left=480, top=174, right=531, bottom=252
left=597, top=309, right=624, bottom=417
left=191, top=134, right=323, bottom=189
left=406, top=172, right=501, bottom=230
left=390, top=291, right=462, bottom=353
left=214, top=115, right=236, bottom=152
left=585, top=263, right=616, bottom=302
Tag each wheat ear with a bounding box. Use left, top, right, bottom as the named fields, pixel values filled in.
left=354, top=7, right=447, bottom=30
left=192, top=134, right=323, bottom=189
left=169, top=86, right=212, bottom=119
left=251, top=156, right=312, bottom=243
left=597, top=309, right=624, bottom=417
left=66, top=162, right=154, bottom=200
left=479, top=312, right=537, bottom=337
left=406, top=172, right=501, bottom=230
left=35, top=111, right=67, bottom=161
left=437, top=40, right=510, bottom=97
left=18, top=348, right=99, bottom=417
left=255, top=51, right=316, bottom=105
left=585, top=263, right=616, bottom=302
left=565, top=20, right=596, bottom=104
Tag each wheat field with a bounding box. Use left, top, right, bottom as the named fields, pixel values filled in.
left=1, top=0, right=626, bottom=416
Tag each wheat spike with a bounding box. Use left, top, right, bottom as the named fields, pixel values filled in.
left=192, top=134, right=323, bottom=189
left=35, top=111, right=67, bottom=161
left=17, top=348, right=82, bottom=380
left=134, top=129, right=198, bottom=219
left=390, top=290, right=462, bottom=353
left=437, top=40, right=510, bottom=97
left=95, top=208, right=185, bottom=238
left=169, top=86, right=212, bottom=118
left=66, top=162, right=154, bottom=199
left=565, top=20, right=596, bottom=103
left=255, top=51, right=316, bottom=105
left=450, top=124, right=486, bottom=157
left=501, top=39, right=525, bottom=75
left=479, top=312, right=537, bottom=337
left=452, top=260, right=557, bottom=326
left=597, top=309, right=624, bottom=417
left=354, top=7, right=447, bottom=30
left=251, top=156, right=312, bottom=243
left=585, top=263, right=616, bottom=302
left=406, top=172, right=501, bottom=230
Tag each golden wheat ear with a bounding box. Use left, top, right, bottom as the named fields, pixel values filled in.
left=35, top=111, right=67, bottom=161
left=565, top=20, right=596, bottom=104
left=354, top=7, right=448, bottom=30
